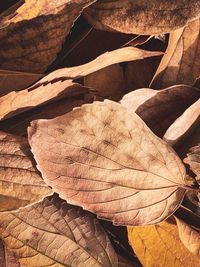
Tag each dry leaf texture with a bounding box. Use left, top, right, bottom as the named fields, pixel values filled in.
left=128, top=218, right=200, bottom=267
left=0, top=0, right=96, bottom=72
left=84, top=0, right=200, bottom=35
left=29, top=100, right=187, bottom=226
left=0, top=131, right=52, bottom=212
left=0, top=195, right=118, bottom=267
left=184, top=144, right=200, bottom=179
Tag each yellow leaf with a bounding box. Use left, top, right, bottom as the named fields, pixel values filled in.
left=128, top=218, right=200, bottom=267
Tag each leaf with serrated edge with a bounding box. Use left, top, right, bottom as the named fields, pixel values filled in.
left=29, top=100, right=187, bottom=226
left=0, top=131, right=52, bottom=212
left=0, top=195, right=118, bottom=267
left=84, top=0, right=200, bottom=35
left=128, top=218, right=200, bottom=267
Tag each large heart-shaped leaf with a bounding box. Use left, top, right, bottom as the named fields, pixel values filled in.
left=29, top=100, right=188, bottom=226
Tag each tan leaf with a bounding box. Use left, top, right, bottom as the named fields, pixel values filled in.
left=0, top=70, right=43, bottom=96
left=163, top=99, right=200, bottom=146
left=84, top=64, right=125, bottom=101
left=0, top=80, right=88, bottom=121
left=0, top=195, right=118, bottom=267
left=83, top=0, right=200, bottom=35
left=0, top=240, right=19, bottom=267
left=151, top=18, right=200, bottom=88
left=120, top=85, right=200, bottom=137
left=37, top=47, right=163, bottom=83
left=184, top=144, right=200, bottom=180
left=0, top=131, right=52, bottom=212
left=175, top=217, right=200, bottom=255
left=128, top=218, right=200, bottom=267
left=29, top=100, right=187, bottom=226
left=0, top=89, right=101, bottom=137
left=0, top=0, right=96, bottom=73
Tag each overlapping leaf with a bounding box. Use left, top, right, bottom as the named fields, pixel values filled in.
left=0, top=0, right=96, bottom=72
left=0, top=195, right=118, bottom=267
left=0, top=131, right=52, bottom=212
left=29, top=100, right=188, bottom=226
left=184, top=144, right=200, bottom=180
left=84, top=0, right=200, bottom=35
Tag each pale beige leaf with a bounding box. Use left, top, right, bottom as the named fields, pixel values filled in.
left=0, top=70, right=43, bottom=96
left=84, top=64, right=125, bottom=101
left=84, top=0, right=200, bottom=35
left=0, top=195, right=118, bottom=267
left=0, top=131, right=52, bottom=212
left=36, top=47, right=163, bottom=83
left=164, top=99, right=200, bottom=146
left=128, top=218, right=200, bottom=267
left=175, top=217, right=200, bottom=256
left=29, top=100, right=187, bottom=226
left=151, top=18, right=200, bottom=88
left=0, top=0, right=96, bottom=73
left=0, top=80, right=88, bottom=121
left=120, top=85, right=200, bottom=137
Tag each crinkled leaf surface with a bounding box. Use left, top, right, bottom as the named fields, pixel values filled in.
left=128, top=218, right=200, bottom=267
left=0, top=131, right=52, bottom=212
left=0, top=0, right=96, bottom=72
left=120, top=85, right=200, bottom=137
left=84, top=0, right=200, bottom=35
left=0, top=240, right=19, bottom=267
left=184, top=144, right=200, bottom=180
left=29, top=100, right=187, bottom=226
left=152, top=18, right=200, bottom=88
left=0, top=195, right=118, bottom=267
left=176, top=217, right=200, bottom=256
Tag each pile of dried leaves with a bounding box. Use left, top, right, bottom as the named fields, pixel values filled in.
left=0, top=0, right=200, bottom=266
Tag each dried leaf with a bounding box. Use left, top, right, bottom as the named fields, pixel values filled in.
left=84, top=64, right=125, bottom=100
left=0, top=0, right=96, bottom=72
left=0, top=70, right=43, bottom=96
left=84, top=0, right=200, bottom=35
left=29, top=100, right=187, bottom=226
left=0, top=195, right=118, bottom=267
left=120, top=85, right=200, bottom=137
left=128, top=218, right=200, bottom=267
left=163, top=99, right=200, bottom=146
left=0, top=80, right=88, bottom=121
left=0, top=131, right=52, bottom=212
left=184, top=144, right=200, bottom=180
left=0, top=240, right=19, bottom=267
left=175, top=217, right=200, bottom=255
left=152, top=18, right=200, bottom=88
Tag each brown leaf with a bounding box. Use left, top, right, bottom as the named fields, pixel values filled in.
left=175, top=217, right=200, bottom=256
left=0, top=131, right=52, bottom=212
left=0, top=240, right=19, bottom=267
left=0, top=195, right=118, bottom=267
left=0, top=69, right=43, bottom=96
left=84, top=0, right=200, bottom=35
left=184, top=144, right=200, bottom=180
left=37, top=47, right=163, bottom=82
left=29, top=100, right=187, bottom=226
left=163, top=99, right=200, bottom=146
left=0, top=80, right=88, bottom=121
left=151, top=18, right=200, bottom=88
left=128, top=217, right=200, bottom=267
left=0, top=0, right=96, bottom=73
left=84, top=64, right=125, bottom=101
left=0, top=89, right=101, bottom=137
left=120, top=85, right=200, bottom=137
